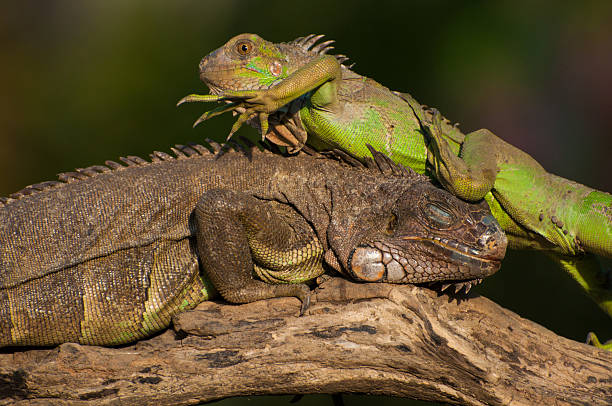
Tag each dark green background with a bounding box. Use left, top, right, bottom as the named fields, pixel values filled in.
left=2, top=2, right=611, bottom=405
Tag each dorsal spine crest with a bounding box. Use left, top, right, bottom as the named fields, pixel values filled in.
left=287, top=34, right=352, bottom=67
left=0, top=141, right=258, bottom=206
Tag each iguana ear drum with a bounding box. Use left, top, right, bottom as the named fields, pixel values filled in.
left=347, top=246, right=386, bottom=282
left=347, top=245, right=411, bottom=283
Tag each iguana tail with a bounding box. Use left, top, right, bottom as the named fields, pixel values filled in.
left=0, top=241, right=212, bottom=347
left=569, top=189, right=612, bottom=258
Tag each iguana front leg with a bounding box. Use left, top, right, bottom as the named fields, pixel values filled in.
left=194, top=189, right=325, bottom=314
left=426, top=109, right=612, bottom=257
left=426, top=109, right=612, bottom=344
left=178, top=54, right=342, bottom=140
left=425, top=109, right=497, bottom=201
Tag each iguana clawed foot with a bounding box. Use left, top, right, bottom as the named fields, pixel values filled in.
left=436, top=278, right=483, bottom=295
left=586, top=332, right=612, bottom=351
left=178, top=89, right=282, bottom=141
left=423, top=109, right=496, bottom=202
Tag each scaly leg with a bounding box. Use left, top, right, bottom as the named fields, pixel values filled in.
left=424, top=109, right=498, bottom=201
left=426, top=109, right=612, bottom=259
left=178, top=55, right=342, bottom=140
left=194, top=189, right=325, bottom=314
left=550, top=253, right=612, bottom=350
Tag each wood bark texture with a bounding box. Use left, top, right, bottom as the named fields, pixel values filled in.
left=1, top=278, right=611, bottom=405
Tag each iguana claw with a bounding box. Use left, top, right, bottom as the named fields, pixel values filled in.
left=177, top=93, right=223, bottom=106
left=228, top=108, right=270, bottom=141
left=178, top=92, right=272, bottom=141
left=193, top=102, right=243, bottom=128
left=299, top=294, right=311, bottom=316
left=437, top=279, right=482, bottom=295
left=259, top=112, right=269, bottom=139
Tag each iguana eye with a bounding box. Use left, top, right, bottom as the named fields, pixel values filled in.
left=236, top=40, right=253, bottom=55
left=385, top=214, right=398, bottom=235
left=423, top=203, right=456, bottom=229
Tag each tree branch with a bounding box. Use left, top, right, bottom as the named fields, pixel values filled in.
left=1, top=278, right=611, bottom=405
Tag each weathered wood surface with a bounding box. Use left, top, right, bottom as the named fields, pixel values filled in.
left=1, top=278, right=611, bottom=405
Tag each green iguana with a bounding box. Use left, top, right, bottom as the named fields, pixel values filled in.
left=0, top=141, right=506, bottom=347
left=178, top=33, right=612, bottom=348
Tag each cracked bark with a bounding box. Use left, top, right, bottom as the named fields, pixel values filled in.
left=1, top=278, right=611, bottom=406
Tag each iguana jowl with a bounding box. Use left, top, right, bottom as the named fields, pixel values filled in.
left=178, top=34, right=612, bottom=344
left=0, top=142, right=506, bottom=347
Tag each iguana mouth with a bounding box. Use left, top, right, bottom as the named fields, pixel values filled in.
left=405, top=236, right=504, bottom=262
left=347, top=237, right=503, bottom=286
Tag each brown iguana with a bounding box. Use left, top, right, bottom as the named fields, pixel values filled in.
left=0, top=141, right=506, bottom=347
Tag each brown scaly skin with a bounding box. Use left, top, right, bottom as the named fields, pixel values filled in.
left=0, top=141, right=506, bottom=347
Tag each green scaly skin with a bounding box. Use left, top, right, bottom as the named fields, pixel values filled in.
left=178, top=33, right=612, bottom=350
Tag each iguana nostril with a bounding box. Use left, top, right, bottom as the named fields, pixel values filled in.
left=477, top=214, right=508, bottom=257
left=199, top=48, right=222, bottom=72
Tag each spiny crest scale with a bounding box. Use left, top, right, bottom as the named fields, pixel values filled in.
left=0, top=140, right=267, bottom=206
left=287, top=34, right=352, bottom=67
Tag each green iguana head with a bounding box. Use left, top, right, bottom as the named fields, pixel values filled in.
left=198, top=33, right=339, bottom=94
left=191, top=33, right=347, bottom=148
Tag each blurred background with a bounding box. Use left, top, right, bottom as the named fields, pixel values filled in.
left=1, top=1, right=611, bottom=405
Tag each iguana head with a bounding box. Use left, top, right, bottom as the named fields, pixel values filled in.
left=188, top=33, right=346, bottom=150
left=198, top=33, right=336, bottom=94
left=324, top=149, right=507, bottom=292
